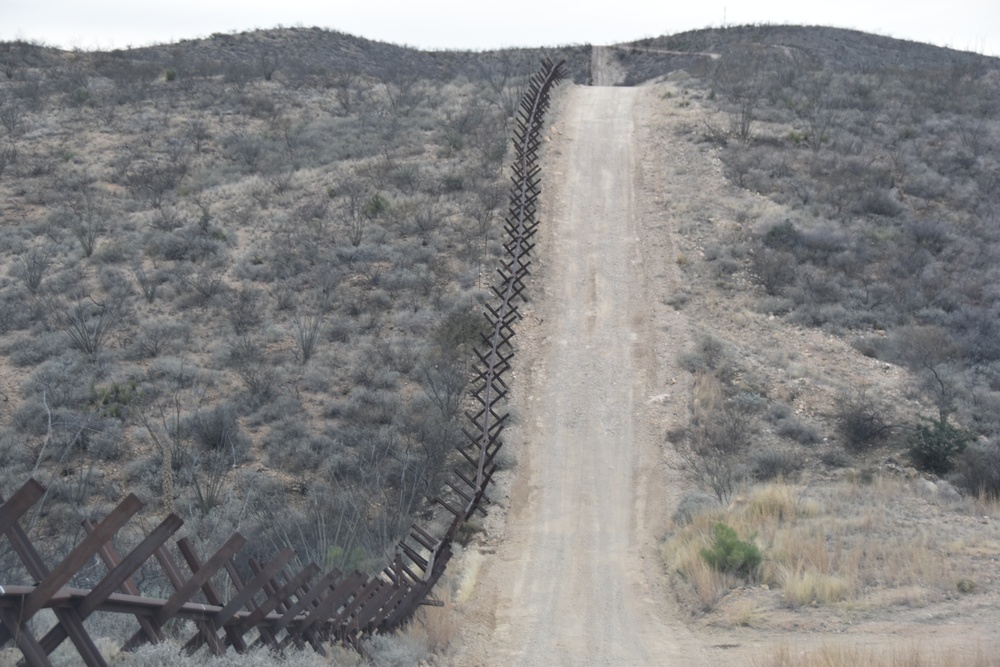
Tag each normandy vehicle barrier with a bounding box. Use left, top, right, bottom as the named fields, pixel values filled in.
left=0, top=58, right=565, bottom=666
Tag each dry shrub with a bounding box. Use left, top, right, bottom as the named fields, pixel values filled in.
left=723, top=597, right=760, bottom=627
left=690, top=371, right=724, bottom=425
left=973, top=491, right=1000, bottom=519
left=413, top=594, right=459, bottom=655
left=113, top=638, right=362, bottom=666
left=745, top=484, right=803, bottom=523
left=781, top=568, right=851, bottom=607
left=834, top=385, right=892, bottom=453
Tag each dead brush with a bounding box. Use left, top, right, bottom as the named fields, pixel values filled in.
left=412, top=591, right=460, bottom=655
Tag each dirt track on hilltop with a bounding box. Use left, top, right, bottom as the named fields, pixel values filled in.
left=446, top=80, right=707, bottom=666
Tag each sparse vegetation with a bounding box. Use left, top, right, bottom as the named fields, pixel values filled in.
left=4, top=20, right=1000, bottom=665
left=642, top=28, right=1000, bottom=657
left=663, top=480, right=995, bottom=617
left=0, top=28, right=588, bottom=599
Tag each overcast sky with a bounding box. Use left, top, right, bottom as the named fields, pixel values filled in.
left=2, top=0, right=998, bottom=56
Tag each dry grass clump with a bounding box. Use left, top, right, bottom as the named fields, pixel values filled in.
left=107, top=638, right=364, bottom=666
left=752, top=642, right=1000, bottom=667
left=780, top=569, right=851, bottom=607
left=663, top=479, right=962, bottom=614
left=411, top=589, right=459, bottom=655
left=661, top=507, right=743, bottom=611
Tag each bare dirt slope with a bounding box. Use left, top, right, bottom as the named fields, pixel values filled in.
left=447, top=83, right=707, bottom=665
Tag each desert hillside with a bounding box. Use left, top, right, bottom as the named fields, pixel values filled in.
left=1, top=25, right=1000, bottom=666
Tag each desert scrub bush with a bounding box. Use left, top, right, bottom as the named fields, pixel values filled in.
left=953, top=440, right=1000, bottom=499
left=834, top=385, right=892, bottom=453
left=700, top=522, right=762, bottom=577
left=364, top=632, right=430, bottom=667
left=7, top=331, right=68, bottom=366
left=907, top=409, right=976, bottom=475
left=226, top=336, right=275, bottom=405
left=673, top=383, right=763, bottom=502
left=12, top=245, right=53, bottom=293
left=130, top=318, right=190, bottom=359
left=677, top=335, right=728, bottom=374
left=820, top=447, right=853, bottom=468
left=53, top=289, right=133, bottom=362
left=751, top=447, right=802, bottom=481
left=672, top=489, right=719, bottom=525
left=190, top=403, right=248, bottom=456
left=774, top=416, right=820, bottom=445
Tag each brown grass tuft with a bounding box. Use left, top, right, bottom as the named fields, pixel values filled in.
left=752, top=642, right=1000, bottom=667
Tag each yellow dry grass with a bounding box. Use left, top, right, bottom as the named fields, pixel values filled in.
left=662, top=479, right=962, bottom=614
left=780, top=569, right=851, bottom=607
left=752, top=642, right=1000, bottom=667
left=412, top=590, right=459, bottom=655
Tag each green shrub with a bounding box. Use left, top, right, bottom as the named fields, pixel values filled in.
left=92, top=381, right=138, bottom=420
left=441, top=175, right=464, bottom=192
left=364, top=193, right=389, bottom=218
left=763, top=219, right=801, bottom=249
left=956, top=578, right=976, bottom=594
left=908, top=409, right=976, bottom=475
left=700, top=522, right=762, bottom=578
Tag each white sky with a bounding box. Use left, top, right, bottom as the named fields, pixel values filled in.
left=2, top=0, right=999, bottom=57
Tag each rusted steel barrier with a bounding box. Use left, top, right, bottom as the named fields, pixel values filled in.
left=0, top=59, right=565, bottom=665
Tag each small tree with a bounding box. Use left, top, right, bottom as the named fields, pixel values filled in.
left=908, top=408, right=976, bottom=475
left=672, top=392, right=761, bottom=502
left=700, top=523, right=762, bottom=578
left=711, top=50, right=765, bottom=143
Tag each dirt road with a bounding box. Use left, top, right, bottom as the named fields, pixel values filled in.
left=449, top=83, right=706, bottom=665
